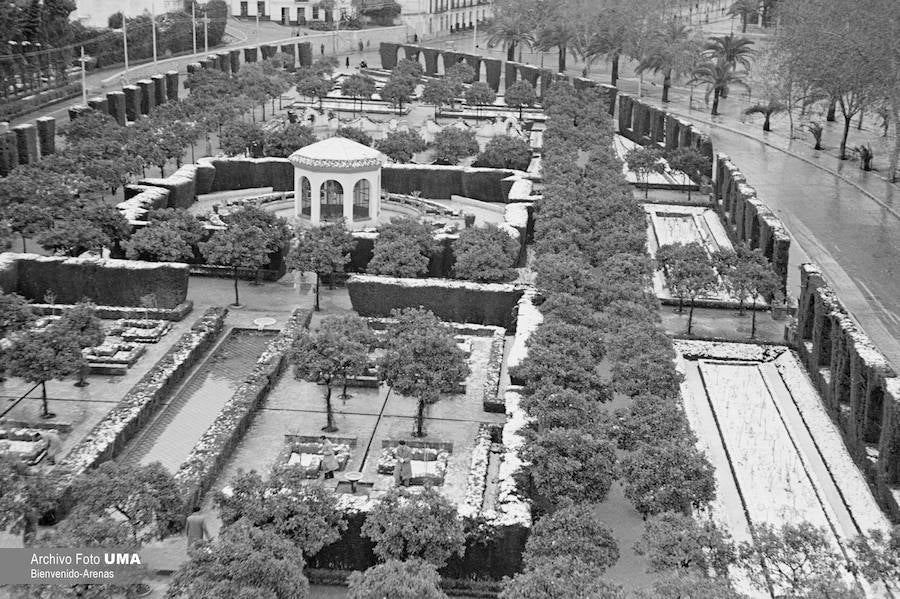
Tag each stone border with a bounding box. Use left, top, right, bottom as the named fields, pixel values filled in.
left=482, top=329, right=506, bottom=413
left=174, top=308, right=312, bottom=510
left=54, top=307, right=227, bottom=491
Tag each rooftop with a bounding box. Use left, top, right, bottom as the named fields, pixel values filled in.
left=288, top=136, right=384, bottom=170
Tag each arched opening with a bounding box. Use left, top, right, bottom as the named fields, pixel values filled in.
left=300, top=176, right=311, bottom=217
left=320, top=180, right=344, bottom=221
left=353, top=180, right=370, bottom=219
left=865, top=385, right=885, bottom=446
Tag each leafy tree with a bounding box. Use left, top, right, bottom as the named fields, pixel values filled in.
left=0, top=454, right=56, bottom=537
left=124, top=221, right=196, bottom=262
left=4, top=203, right=53, bottom=252
left=368, top=217, right=436, bottom=279
left=612, top=394, right=690, bottom=451
left=78, top=203, right=132, bottom=256
left=849, top=526, right=900, bottom=582
left=36, top=218, right=108, bottom=257
left=296, top=73, right=333, bottom=110
left=287, top=222, right=355, bottom=310
left=715, top=242, right=780, bottom=337
left=520, top=427, right=617, bottom=507
left=200, top=226, right=272, bottom=306
left=395, top=58, right=424, bottom=80
left=215, top=466, right=346, bottom=556
left=624, top=146, right=665, bottom=199
left=341, top=73, right=376, bottom=114
left=634, top=512, right=735, bottom=575
left=664, top=148, right=710, bottom=201
left=421, top=78, right=457, bottom=117
left=361, top=486, right=465, bottom=567
left=452, top=224, right=518, bottom=283
left=620, top=439, right=716, bottom=516
left=168, top=520, right=309, bottom=599
left=688, top=58, right=749, bottom=115
left=375, top=130, right=427, bottom=163
left=510, top=321, right=605, bottom=394
left=631, top=570, right=747, bottom=599
left=378, top=308, right=470, bottom=437
left=465, top=81, right=497, bottom=111
left=336, top=126, right=373, bottom=147
left=519, top=384, right=610, bottom=433
left=7, top=329, right=84, bottom=418
left=656, top=242, right=718, bottom=334
left=445, top=61, right=475, bottom=85
left=0, top=292, right=34, bottom=338
left=474, top=135, right=532, bottom=171
left=524, top=504, right=619, bottom=572
left=499, top=557, right=624, bottom=599
left=380, top=72, right=417, bottom=115
left=293, top=314, right=376, bottom=431
left=432, top=127, right=479, bottom=165
left=636, top=21, right=698, bottom=103
left=225, top=206, right=292, bottom=258
left=505, top=80, right=537, bottom=121
left=738, top=522, right=848, bottom=598
left=220, top=121, right=265, bottom=157
left=264, top=123, right=317, bottom=157
left=52, top=302, right=103, bottom=386
left=347, top=559, right=446, bottom=599
left=72, top=461, right=182, bottom=544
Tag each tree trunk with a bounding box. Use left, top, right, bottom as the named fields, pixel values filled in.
left=557, top=44, right=566, bottom=73
left=662, top=71, right=671, bottom=103
left=40, top=381, right=52, bottom=419
left=687, top=298, right=695, bottom=334
left=341, top=377, right=351, bottom=400
left=610, top=52, right=620, bottom=87
left=261, top=102, right=266, bottom=120
left=21, top=236, right=26, bottom=253
left=826, top=97, right=836, bottom=121
left=415, top=397, right=426, bottom=437
left=711, top=89, right=720, bottom=115
left=857, top=110, right=864, bottom=130
left=763, top=112, right=771, bottom=131
left=323, top=385, right=337, bottom=431
left=741, top=16, right=747, bottom=33
left=506, top=42, right=515, bottom=62
left=314, top=272, right=320, bottom=311
left=750, top=298, right=758, bottom=338
left=839, top=113, right=852, bottom=160
left=890, top=98, right=900, bottom=182
left=233, top=266, right=240, bottom=306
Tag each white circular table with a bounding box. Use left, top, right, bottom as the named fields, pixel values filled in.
left=253, top=317, right=277, bottom=331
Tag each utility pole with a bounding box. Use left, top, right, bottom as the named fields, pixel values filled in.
left=79, top=46, right=87, bottom=105
left=123, top=16, right=129, bottom=80
left=192, top=2, right=197, bottom=55
left=473, top=11, right=477, bottom=49
left=256, top=11, right=260, bottom=43
left=151, top=0, right=158, bottom=64
left=203, top=13, right=209, bottom=54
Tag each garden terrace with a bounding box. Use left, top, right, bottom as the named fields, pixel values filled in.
left=676, top=339, right=892, bottom=596
left=616, top=135, right=699, bottom=191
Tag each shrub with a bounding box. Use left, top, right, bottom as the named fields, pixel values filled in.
left=620, top=440, right=716, bottom=516
left=612, top=394, right=691, bottom=450
left=375, top=130, right=427, bottom=163
left=347, top=559, right=446, bottom=599
left=634, top=511, right=735, bottom=575
left=336, top=126, right=374, bottom=147
left=524, top=504, right=619, bottom=572
left=432, top=128, right=479, bottom=165
left=499, top=558, right=624, bottom=599
left=452, top=224, right=518, bottom=282
left=264, top=123, right=317, bottom=157
left=473, top=135, right=532, bottom=171
left=367, top=217, right=437, bottom=278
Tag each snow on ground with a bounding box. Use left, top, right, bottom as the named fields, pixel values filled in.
left=615, top=135, right=695, bottom=189
left=678, top=341, right=893, bottom=597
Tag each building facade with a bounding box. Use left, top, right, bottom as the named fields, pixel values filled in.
left=396, top=0, right=493, bottom=39
left=231, top=0, right=354, bottom=26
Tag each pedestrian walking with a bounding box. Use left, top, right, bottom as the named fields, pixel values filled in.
left=42, top=430, right=61, bottom=465
left=321, top=435, right=339, bottom=479
left=346, top=56, right=350, bottom=68
left=185, top=506, right=211, bottom=545
left=394, top=440, right=412, bottom=486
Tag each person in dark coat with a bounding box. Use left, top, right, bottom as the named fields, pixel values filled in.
left=394, top=440, right=412, bottom=486
left=185, top=506, right=211, bottom=545
left=321, top=436, right=339, bottom=479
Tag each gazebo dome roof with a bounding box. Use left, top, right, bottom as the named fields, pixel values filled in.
left=289, top=136, right=384, bottom=170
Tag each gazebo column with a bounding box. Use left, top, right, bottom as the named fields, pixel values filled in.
left=369, top=174, right=380, bottom=221
left=343, top=175, right=356, bottom=224
left=294, top=171, right=303, bottom=216
left=310, top=173, right=323, bottom=225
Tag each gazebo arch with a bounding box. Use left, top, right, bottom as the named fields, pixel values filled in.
left=300, top=176, right=312, bottom=217
left=320, top=180, right=344, bottom=221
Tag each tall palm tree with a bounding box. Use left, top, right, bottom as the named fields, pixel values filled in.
left=488, top=11, right=535, bottom=62
left=688, top=59, right=749, bottom=115
left=535, top=20, right=577, bottom=73
left=727, top=0, right=758, bottom=33
left=635, top=21, right=698, bottom=103
left=704, top=33, right=755, bottom=71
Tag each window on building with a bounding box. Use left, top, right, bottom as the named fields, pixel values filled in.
left=297, top=7, right=305, bottom=23
left=257, top=1, right=265, bottom=17
left=353, top=180, right=370, bottom=219
left=312, top=4, right=319, bottom=19
left=320, top=180, right=344, bottom=220
left=240, top=1, right=248, bottom=16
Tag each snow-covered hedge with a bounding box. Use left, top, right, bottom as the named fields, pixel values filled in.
left=174, top=307, right=312, bottom=510
left=55, top=307, right=227, bottom=495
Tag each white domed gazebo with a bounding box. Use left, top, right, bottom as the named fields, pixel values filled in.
left=288, top=137, right=384, bottom=227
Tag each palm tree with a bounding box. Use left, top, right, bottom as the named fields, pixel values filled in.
left=727, top=0, right=758, bottom=33
left=635, top=21, right=697, bottom=103
left=487, top=11, right=535, bottom=62
left=704, top=33, right=755, bottom=71
left=689, top=59, right=749, bottom=115
left=536, top=20, right=577, bottom=73
left=744, top=98, right=785, bottom=131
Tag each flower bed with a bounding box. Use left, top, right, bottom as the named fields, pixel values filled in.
left=84, top=342, right=147, bottom=375
left=174, top=307, right=313, bottom=510
left=109, top=319, right=172, bottom=343
left=482, top=329, right=506, bottom=413
left=54, top=307, right=227, bottom=498
left=376, top=441, right=452, bottom=486
left=0, top=428, right=50, bottom=465
left=279, top=436, right=354, bottom=478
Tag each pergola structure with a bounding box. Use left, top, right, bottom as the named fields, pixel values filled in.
left=289, top=137, right=384, bottom=227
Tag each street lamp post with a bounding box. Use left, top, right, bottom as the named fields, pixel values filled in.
left=151, top=0, right=158, bottom=64
left=79, top=46, right=88, bottom=105
left=123, top=16, right=129, bottom=81
left=203, top=14, right=209, bottom=54
left=192, top=2, right=197, bottom=55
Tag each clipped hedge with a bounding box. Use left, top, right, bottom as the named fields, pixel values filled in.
left=138, top=164, right=198, bottom=209
left=175, top=308, right=312, bottom=510
left=0, top=82, right=82, bottom=122
left=381, top=165, right=520, bottom=203
left=0, top=253, right=189, bottom=309
left=347, top=274, right=525, bottom=330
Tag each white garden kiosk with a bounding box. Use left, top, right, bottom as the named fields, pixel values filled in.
left=289, top=137, right=384, bottom=227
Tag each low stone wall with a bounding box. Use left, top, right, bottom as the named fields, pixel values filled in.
left=54, top=308, right=227, bottom=499
left=347, top=274, right=526, bottom=331
left=617, top=93, right=713, bottom=166
left=0, top=253, right=190, bottom=309
left=714, top=154, right=791, bottom=293
left=175, top=308, right=312, bottom=510
left=790, top=263, right=900, bottom=520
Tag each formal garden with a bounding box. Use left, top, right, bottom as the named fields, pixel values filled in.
left=1, top=0, right=900, bottom=596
